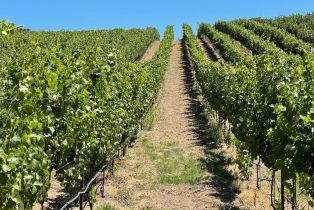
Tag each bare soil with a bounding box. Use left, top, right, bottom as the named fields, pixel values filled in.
left=140, top=41, right=161, bottom=63
left=232, top=39, right=253, bottom=56
left=93, top=40, right=273, bottom=210
left=32, top=176, right=68, bottom=210
left=198, top=36, right=226, bottom=65
left=95, top=40, right=224, bottom=209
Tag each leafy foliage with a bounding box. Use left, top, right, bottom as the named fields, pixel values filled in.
left=234, top=19, right=311, bottom=56
left=214, top=21, right=280, bottom=55
left=0, top=23, right=173, bottom=209
left=0, top=19, right=18, bottom=35
left=252, top=13, right=314, bottom=44
left=198, top=23, right=251, bottom=65
left=183, top=23, right=314, bottom=200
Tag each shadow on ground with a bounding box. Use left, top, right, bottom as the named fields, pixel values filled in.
left=45, top=192, right=72, bottom=210
left=45, top=184, right=96, bottom=210
left=198, top=37, right=219, bottom=62
left=180, top=39, right=241, bottom=208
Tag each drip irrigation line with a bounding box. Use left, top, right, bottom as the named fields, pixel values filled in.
left=59, top=152, right=118, bottom=210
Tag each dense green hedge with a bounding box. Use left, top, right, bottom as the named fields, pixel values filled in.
left=198, top=23, right=251, bottom=65
left=235, top=19, right=311, bottom=56
left=183, top=23, right=314, bottom=201
left=0, top=26, right=173, bottom=209
left=252, top=13, right=314, bottom=44
left=214, top=21, right=280, bottom=55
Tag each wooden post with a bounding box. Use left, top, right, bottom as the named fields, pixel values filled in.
left=256, top=157, right=261, bottom=190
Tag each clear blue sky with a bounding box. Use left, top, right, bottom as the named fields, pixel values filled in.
left=2, top=0, right=314, bottom=38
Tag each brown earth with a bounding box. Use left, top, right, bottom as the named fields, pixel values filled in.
left=198, top=36, right=226, bottom=65
left=94, top=40, right=225, bottom=209
left=233, top=39, right=253, bottom=56
left=140, top=41, right=161, bottom=63
left=93, top=40, right=273, bottom=210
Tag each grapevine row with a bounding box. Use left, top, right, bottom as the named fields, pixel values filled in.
left=198, top=23, right=251, bottom=65
left=214, top=21, right=280, bottom=55
left=234, top=19, right=311, bottom=55
left=252, top=13, right=314, bottom=44
left=0, top=26, right=174, bottom=209
left=183, top=24, right=314, bottom=202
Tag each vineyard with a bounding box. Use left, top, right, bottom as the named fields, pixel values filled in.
left=0, top=12, right=314, bottom=210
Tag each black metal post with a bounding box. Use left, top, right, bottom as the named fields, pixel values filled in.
left=271, top=170, right=276, bottom=210
left=111, top=158, right=115, bottom=175
left=140, top=118, right=143, bottom=130
left=101, top=169, right=105, bottom=198
left=123, top=146, right=127, bottom=157
left=281, top=171, right=285, bottom=210
left=89, top=190, right=93, bottom=210
left=79, top=179, right=84, bottom=210
left=292, top=175, right=297, bottom=210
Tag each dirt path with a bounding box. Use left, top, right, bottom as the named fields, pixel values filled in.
left=140, top=40, right=160, bottom=63
left=198, top=36, right=226, bottom=65
left=233, top=39, right=253, bottom=56
left=34, top=39, right=271, bottom=210
left=94, top=40, right=245, bottom=210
